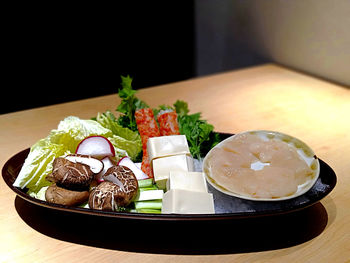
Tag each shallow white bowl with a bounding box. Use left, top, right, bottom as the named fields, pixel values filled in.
left=203, top=130, right=320, bottom=201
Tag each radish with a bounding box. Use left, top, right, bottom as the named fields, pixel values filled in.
left=76, top=136, right=115, bottom=159
left=118, top=156, right=149, bottom=180
left=95, top=156, right=117, bottom=183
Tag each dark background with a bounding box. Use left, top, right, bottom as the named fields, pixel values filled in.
left=3, top=3, right=195, bottom=114
left=6, top=1, right=346, bottom=114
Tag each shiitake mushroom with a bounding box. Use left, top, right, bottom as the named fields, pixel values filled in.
left=45, top=154, right=103, bottom=206
left=45, top=183, right=89, bottom=206
left=89, top=166, right=138, bottom=211
left=45, top=155, right=139, bottom=211
left=51, top=154, right=103, bottom=190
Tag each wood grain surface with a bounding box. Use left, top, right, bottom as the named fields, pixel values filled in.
left=1, top=64, right=349, bottom=262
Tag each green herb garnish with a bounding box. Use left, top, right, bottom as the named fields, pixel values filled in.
left=174, top=100, right=220, bottom=159
left=116, top=75, right=148, bottom=131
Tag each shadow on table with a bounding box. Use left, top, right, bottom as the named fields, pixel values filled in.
left=15, top=197, right=328, bottom=255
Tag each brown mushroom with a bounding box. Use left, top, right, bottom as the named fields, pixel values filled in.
left=45, top=183, right=89, bottom=206
left=51, top=154, right=103, bottom=190
left=89, top=166, right=138, bottom=211
left=45, top=173, right=55, bottom=183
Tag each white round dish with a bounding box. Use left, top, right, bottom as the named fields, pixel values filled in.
left=203, top=130, right=320, bottom=201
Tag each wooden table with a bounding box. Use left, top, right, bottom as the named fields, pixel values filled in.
left=1, top=64, right=349, bottom=262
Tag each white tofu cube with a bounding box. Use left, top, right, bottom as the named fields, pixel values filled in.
left=161, top=189, right=215, bottom=214
left=147, top=135, right=190, bottom=163
left=167, top=171, right=208, bottom=193
left=152, top=154, right=194, bottom=189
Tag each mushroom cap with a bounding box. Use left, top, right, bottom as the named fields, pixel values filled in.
left=89, top=166, right=138, bottom=211
left=52, top=156, right=95, bottom=190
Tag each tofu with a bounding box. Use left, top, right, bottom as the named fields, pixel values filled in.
left=167, top=171, right=208, bottom=193
left=147, top=135, right=190, bottom=163
left=153, top=154, right=194, bottom=189
left=161, top=189, right=215, bottom=214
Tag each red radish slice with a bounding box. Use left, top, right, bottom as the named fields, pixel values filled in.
left=118, top=156, right=149, bottom=180
left=76, top=136, right=115, bottom=159
left=95, top=156, right=117, bottom=183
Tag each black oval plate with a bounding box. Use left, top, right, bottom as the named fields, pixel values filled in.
left=2, top=133, right=337, bottom=221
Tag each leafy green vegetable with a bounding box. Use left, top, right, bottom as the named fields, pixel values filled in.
left=13, top=142, right=70, bottom=193
left=94, top=111, right=127, bottom=137
left=95, top=111, right=142, bottom=160
left=108, top=135, right=141, bottom=161
left=174, top=100, right=220, bottom=159
left=177, top=113, right=213, bottom=159
left=49, top=116, right=113, bottom=152
left=116, top=75, right=148, bottom=131
left=28, top=186, right=49, bottom=201
left=173, top=100, right=189, bottom=116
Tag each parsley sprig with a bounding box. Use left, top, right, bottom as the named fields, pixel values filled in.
left=174, top=100, right=220, bottom=159
left=116, top=75, right=148, bottom=131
